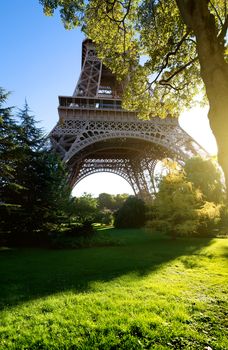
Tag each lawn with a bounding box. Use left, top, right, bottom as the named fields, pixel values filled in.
left=0, top=229, right=227, bottom=349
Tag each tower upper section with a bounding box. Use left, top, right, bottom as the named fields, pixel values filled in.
left=73, top=39, right=122, bottom=98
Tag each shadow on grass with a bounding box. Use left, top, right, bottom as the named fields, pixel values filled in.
left=221, top=244, right=228, bottom=259
left=0, top=229, right=212, bottom=310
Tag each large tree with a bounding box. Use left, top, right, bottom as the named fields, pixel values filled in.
left=39, top=0, right=228, bottom=195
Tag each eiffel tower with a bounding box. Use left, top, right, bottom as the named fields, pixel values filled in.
left=50, top=39, right=206, bottom=199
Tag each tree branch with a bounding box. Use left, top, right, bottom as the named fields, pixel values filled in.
left=218, top=14, right=228, bottom=44
left=152, top=30, right=191, bottom=85
left=160, top=82, right=188, bottom=91
left=159, top=56, right=198, bottom=85
left=101, top=0, right=133, bottom=60
left=162, top=31, right=191, bottom=68
left=209, top=0, right=224, bottom=28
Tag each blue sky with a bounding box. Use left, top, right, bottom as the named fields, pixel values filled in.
left=1, top=1, right=217, bottom=196
left=1, top=1, right=84, bottom=132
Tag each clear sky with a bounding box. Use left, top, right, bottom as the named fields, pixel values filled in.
left=1, top=1, right=217, bottom=197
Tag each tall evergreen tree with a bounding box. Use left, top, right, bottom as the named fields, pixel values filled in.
left=0, top=89, right=21, bottom=199
left=0, top=88, right=23, bottom=238
left=1, top=94, right=72, bottom=245
left=14, top=102, right=71, bottom=242
left=17, top=100, right=44, bottom=149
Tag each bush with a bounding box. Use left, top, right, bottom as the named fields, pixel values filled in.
left=95, top=209, right=113, bottom=225
left=114, top=196, right=146, bottom=229
left=197, top=201, right=222, bottom=236
left=148, top=163, right=225, bottom=238
left=149, top=171, right=201, bottom=238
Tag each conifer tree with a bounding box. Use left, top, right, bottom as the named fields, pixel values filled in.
left=0, top=89, right=21, bottom=199
left=13, top=102, right=71, bottom=242
left=1, top=94, right=72, bottom=245
left=0, top=88, right=23, bottom=238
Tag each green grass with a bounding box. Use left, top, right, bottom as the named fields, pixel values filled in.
left=0, top=229, right=227, bottom=349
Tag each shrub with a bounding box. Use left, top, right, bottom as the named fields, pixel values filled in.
left=148, top=162, right=224, bottom=238
left=197, top=201, right=222, bottom=236
left=114, top=196, right=146, bottom=229
left=95, top=209, right=113, bottom=225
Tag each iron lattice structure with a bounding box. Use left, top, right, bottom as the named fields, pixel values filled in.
left=50, top=39, right=207, bottom=199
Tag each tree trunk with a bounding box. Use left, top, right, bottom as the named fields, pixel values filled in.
left=176, top=0, right=228, bottom=199
left=209, top=97, right=228, bottom=197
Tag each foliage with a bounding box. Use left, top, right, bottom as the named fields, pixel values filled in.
left=112, top=193, right=129, bottom=210
left=0, top=229, right=227, bottom=349
left=183, top=157, right=225, bottom=235
left=96, top=193, right=129, bottom=225
left=0, top=90, right=25, bottom=240
left=95, top=208, right=113, bottom=225
left=0, top=95, right=72, bottom=245
left=197, top=201, right=222, bottom=234
left=152, top=169, right=201, bottom=238
left=184, top=157, right=225, bottom=203
left=0, top=88, right=23, bottom=210
left=72, top=192, right=98, bottom=223
left=68, top=193, right=129, bottom=227
left=150, top=159, right=224, bottom=238
left=97, top=192, right=116, bottom=211
left=97, top=192, right=129, bottom=211
left=114, top=195, right=146, bottom=228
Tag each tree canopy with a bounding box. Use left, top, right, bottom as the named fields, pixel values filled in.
left=39, top=0, right=228, bottom=197
left=98, top=192, right=129, bottom=211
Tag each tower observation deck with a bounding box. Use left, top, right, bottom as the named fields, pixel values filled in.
left=50, top=39, right=207, bottom=199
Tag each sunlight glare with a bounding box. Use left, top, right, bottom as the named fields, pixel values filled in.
left=179, top=106, right=217, bottom=155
